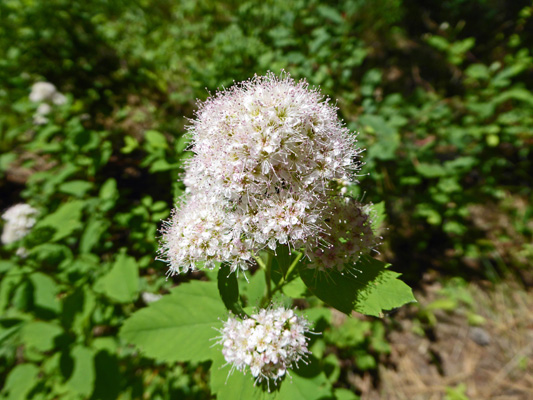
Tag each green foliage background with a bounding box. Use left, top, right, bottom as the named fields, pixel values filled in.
left=0, top=0, right=532, bottom=398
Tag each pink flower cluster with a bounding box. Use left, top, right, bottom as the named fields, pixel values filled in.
left=161, top=72, right=378, bottom=274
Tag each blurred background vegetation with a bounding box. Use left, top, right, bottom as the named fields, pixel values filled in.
left=0, top=0, right=532, bottom=399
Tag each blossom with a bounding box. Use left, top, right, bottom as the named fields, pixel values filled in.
left=161, top=72, right=377, bottom=274
left=29, top=81, right=67, bottom=125
left=308, top=197, right=380, bottom=271
left=217, top=306, right=311, bottom=385
left=141, top=292, right=163, bottom=304
left=29, top=82, right=58, bottom=103
left=33, top=103, right=52, bottom=125
left=1, top=204, right=38, bottom=245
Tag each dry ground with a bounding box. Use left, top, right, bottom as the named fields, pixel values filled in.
left=361, top=278, right=533, bottom=400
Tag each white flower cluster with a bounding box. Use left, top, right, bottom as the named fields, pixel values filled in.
left=219, top=307, right=311, bottom=384
left=29, top=82, right=67, bottom=125
left=1, top=204, right=38, bottom=245
left=161, top=72, right=377, bottom=274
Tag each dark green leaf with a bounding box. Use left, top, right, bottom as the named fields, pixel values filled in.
left=299, top=256, right=415, bottom=316
left=217, top=264, right=245, bottom=316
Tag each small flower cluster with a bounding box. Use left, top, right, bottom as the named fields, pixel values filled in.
left=1, top=204, right=38, bottom=245
left=218, top=307, right=311, bottom=384
left=309, top=197, right=379, bottom=271
left=161, top=72, right=378, bottom=274
left=29, top=82, right=67, bottom=125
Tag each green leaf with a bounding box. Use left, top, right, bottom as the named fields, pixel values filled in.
left=210, top=344, right=333, bottom=400
left=0, top=272, right=23, bottom=314
left=79, top=218, right=110, bottom=253
left=144, top=130, right=168, bottom=149
left=120, top=281, right=226, bottom=363
left=217, top=264, right=245, bottom=316
left=277, top=358, right=333, bottom=400
left=299, top=256, right=415, bottom=316
left=58, top=180, right=93, bottom=197
left=99, top=178, right=118, bottom=201
left=282, top=277, right=307, bottom=298
left=369, top=201, right=386, bottom=232
left=415, top=163, right=447, bottom=178
left=334, top=387, right=360, bottom=400
left=29, top=272, right=60, bottom=315
left=121, top=136, right=139, bottom=154
left=210, top=349, right=273, bottom=400
left=0, top=363, right=39, bottom=400
left=21, top=321, right=63, bottom=352
left=242, top=269, right=266, bottom=307
left=359, top=115, right=399, bottom=161
left=92, top=350, right=121, bottom=400
left=0, top=261, right=16, bottom=273
left=98, top=178, right=118, bottom=212
left=62, top=286, right=96, bottom=334
left=95, top=252, right=139, bottom=303
left=65, top=345, right=95, bottom=398
left=35, top=201, right=84, bottom=242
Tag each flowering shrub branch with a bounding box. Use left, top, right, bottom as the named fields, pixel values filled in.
left=120, top=72, right=414, bottom=397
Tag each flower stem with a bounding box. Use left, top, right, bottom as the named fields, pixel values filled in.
left=272, top=250, right=303, bottom=294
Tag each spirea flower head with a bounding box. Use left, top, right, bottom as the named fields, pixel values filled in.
left=309, top=197, right=380, bottom=271
left=161, top=72, right=377, bottom=274
left=1, top=204, right=38, bottom=245
left=29, top=81, right=67, bottom=125
left=218, top=306, right=311, bottom=385
left=29, top=82, right=57, bottom=103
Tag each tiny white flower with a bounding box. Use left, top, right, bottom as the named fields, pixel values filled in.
left=141, top=292, right=163, bottom=304
left=52, top=92, right=67, bottom=105
left=1, top=204, right=38, bottom=245
left=29, top=82, right=57, bottom=103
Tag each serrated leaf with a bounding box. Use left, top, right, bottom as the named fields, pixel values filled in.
left=299, top=256, right=415, bottom=316
left=120, top=281, right=226, bottom=363
left=0, top=363, right=39, bottom=400
left=95, top=253, right=139, bottom=303
left=35, top=201, right=84, bottom=242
